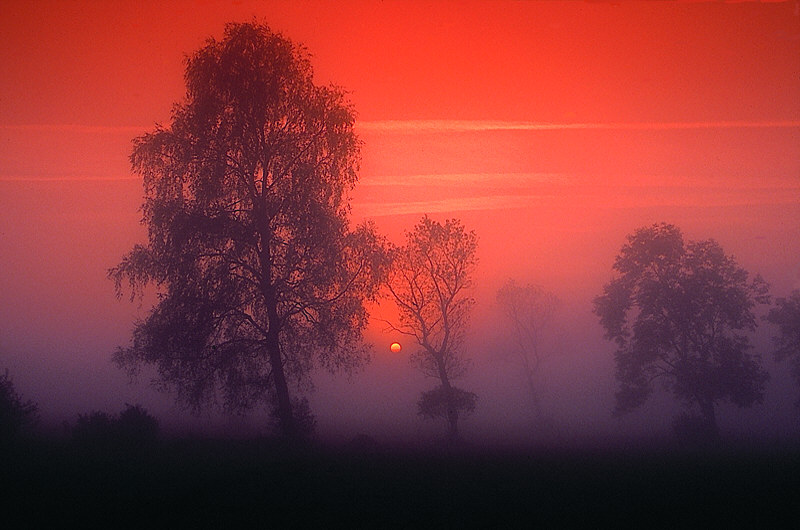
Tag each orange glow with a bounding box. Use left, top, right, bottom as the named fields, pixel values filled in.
left=0, top=1, right=798, bottom=440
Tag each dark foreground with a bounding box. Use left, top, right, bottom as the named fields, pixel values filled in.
left=3, top=437, right=800, bottom=528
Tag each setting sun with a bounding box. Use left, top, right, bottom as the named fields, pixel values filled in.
left=390, top=342, right=402, bottom=354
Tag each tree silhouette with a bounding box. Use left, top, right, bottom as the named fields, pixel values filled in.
left=71, top=410, right=116, bottom=446
left=0, top=369, right=38, bottom=444
left=417, top=386, right=476, bottom=423
left=496, top=279, right=559, bottom=420
left=594, top=223, right=770, bottom=439
left=71, top=404, right=159, bottom=448
left=385, top=216, right=478, bottom=442
left=110, top=22, right=387, bottom=438
left=116, top=403, right=160, bottom=444
left=766, top=290, right=800, bottom=407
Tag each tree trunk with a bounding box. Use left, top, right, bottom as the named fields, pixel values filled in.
left=256, top=203, right=295, bottom=439
left=435, top=356, right=459, bottom=444
left=523, top=367, right=542, bottom=420
left=266, top=316, right=295, bottom=438
left=518, top=339, right=542, bottom=421
left=698, top=398, right=719, bottom=440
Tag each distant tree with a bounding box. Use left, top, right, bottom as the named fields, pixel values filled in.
left=385, top=216, right=478, bottom=443
left=71, top=404, right=159, bottom=447
left=594, top=223, right=770, bottom=439
left=71, top=410, right=116, bottom=445
left=109, top=22, right=387, bottom=438
left=766, top=290, right=800, bottom=407
left=417, top=386, right=477, bottom=422
left=0, top=369, right=38, bottom=443
left=116, top=403, right=160, bottom=444
left=496, top=280, right=559, bottom=419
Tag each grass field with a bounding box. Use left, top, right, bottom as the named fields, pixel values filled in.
left=4, top=436, right=800, bottom=528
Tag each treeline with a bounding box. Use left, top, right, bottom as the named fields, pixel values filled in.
left=3, top=22, right=799, bottom=449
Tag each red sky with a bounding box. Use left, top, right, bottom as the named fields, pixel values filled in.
left=1, top=0, right=798, bottom=441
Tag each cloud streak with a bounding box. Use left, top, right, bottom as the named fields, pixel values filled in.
left=358, top=172, right=800, bottom=190
left=4, top=119, right=799, bottom=136
left=354, top=191, right=800, bottom=218
left=358, top=172, right=570, bottom=187
left=0, top=176, right=140, bottom=182
left=356, top=119, right=800, bottom=133
left=353, top=195, right=551, bottom=217
left=0, top=124, right=151, bottom=134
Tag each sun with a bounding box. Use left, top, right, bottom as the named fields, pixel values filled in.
left=390, top=342, right=402, bottom=353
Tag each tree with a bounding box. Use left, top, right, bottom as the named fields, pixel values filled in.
left=417, top=386, right=476, bottom=422
left=116, top=403, right=160, bottom=444
left=594, top=223, right=770, bottom=439
left=385, top=216, right=478, bottom=442
left=71, top=410, right=116, bottom=446
left=0, top=369, right=38, bottom=444
left=110, top=22, right=387, bottom=438
left=766, top=290, right=800, bottom=407
left=71, top=404, right=159, bottom=448
left=496, top=279, right=559, bottom=420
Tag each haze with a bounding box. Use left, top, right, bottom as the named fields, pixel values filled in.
left=1, top=0, right=798, bottom=447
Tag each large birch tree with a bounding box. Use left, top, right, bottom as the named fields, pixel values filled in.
left=110, top=22, right=386, bottom=438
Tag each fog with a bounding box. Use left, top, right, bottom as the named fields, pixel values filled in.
left=1, top=0, right=799, bottom=451
left=1, top=124, right=798, bottom=447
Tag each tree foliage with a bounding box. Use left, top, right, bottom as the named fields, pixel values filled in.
left=417, top=386, right=477, bottom=421
left=594, top=223, right=770, bottom=436
left=496, top=279, right=559, bottom=418
left=71, top=404, right=160, bottom=447
left=766, top=289, right=800, bottom=406
left=110, top=22, right=387, bottom=437
left=385, top=216, right=477, bottom=441
left=71, top=411, right=116, bottom=446
left=116, top=403, right=161, bottom=443
left=0, top=369, right=38, bottom=443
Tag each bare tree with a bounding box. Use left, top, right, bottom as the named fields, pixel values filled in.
left=384, top=216, right=478, bottom=443
left=496, top=280, right=559, bottom=419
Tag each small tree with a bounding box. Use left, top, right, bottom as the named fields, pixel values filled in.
left=71, top=410, right=116, bottom=446
left=385, top=216, right=478, bottom=443
left=0, top=369, right=38, bottom=443
left=417, top=386, right=476, bottom=422
left=71, top=404, right=159, bottom=447
left=594, top=223, right=770, bottom=439
left=496, top=280, right=559, bottom=419
left=766, top=290, right=800, bottom=407
left=116, top=403, right=160, bottom=444
left=110, top=22, right=387, bottom=438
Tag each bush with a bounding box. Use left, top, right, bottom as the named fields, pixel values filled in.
left=71, top=404, right=159, bottom=448
left=0, top=369, right=38, bottom=443
left=117, top=403, right=160, bottom=443
left=417, top=386, right=477, bottom=420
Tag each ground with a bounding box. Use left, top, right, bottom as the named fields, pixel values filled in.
left=3, top=436, right=800, bottom=527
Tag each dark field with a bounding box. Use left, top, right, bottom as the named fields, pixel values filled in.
left=4, top=437, right=800, bottom=528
